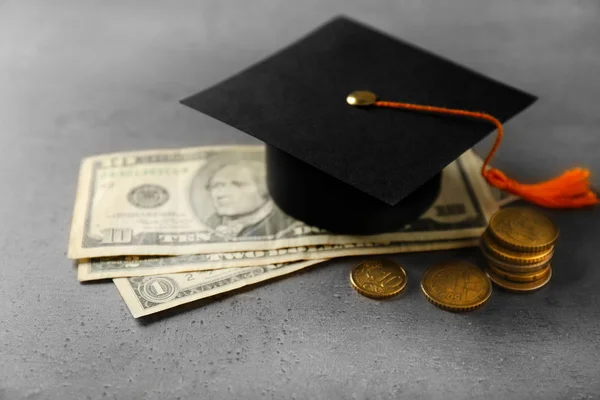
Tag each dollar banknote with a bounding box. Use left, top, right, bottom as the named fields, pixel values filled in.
left=114, top=260, right=325, bottom=318
left=68, top=146, right=498, bottom=259
left=79, top=163, right=515, bottom=281
left=79, top=238, right=479, bottom=281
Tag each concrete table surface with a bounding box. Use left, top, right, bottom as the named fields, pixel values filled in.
left=1, top=1, right=599, bottom=399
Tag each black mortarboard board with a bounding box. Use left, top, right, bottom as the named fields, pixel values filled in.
left=181, top=16, right=536, bottom=234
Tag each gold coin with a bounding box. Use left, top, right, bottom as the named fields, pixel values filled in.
left=350, top=259, right=407, bottom=299
left=488, top=207, right=558, bottom=251
left=487, top=265, right=552, bottom=292
left=480, top=244, right=552, bottom=273
left=487, top=262, right=551, bottom=283
left=482, top=230, right=553, bottom=265
left=421, top=261, right=492, bottom=312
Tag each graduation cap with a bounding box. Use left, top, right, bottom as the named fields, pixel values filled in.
left=182, top=16, right=597, bottom=234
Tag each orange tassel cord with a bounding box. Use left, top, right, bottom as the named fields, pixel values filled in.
left=362, top=93, right=598, bottom=208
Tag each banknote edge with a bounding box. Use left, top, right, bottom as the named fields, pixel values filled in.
left=77, top=144, right=265, bottom=164
left=68, top=157, right=95, bottom=259
left=81, top=238, right=479, bottom=281
left=460, top=149, right=499, bottom=225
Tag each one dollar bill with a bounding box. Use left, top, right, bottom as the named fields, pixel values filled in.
left=114, top=260, right=325, bottom=318
left=69, top=145, right=498, bottom=258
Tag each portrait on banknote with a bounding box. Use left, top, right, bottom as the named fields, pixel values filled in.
left=189, top=151, right=296, bottom=238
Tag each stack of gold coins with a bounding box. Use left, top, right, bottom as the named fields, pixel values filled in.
left=480, top=207, right=558, bottom=292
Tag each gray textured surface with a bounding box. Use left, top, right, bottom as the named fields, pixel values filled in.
left=1, top=0, right=600, bottom=399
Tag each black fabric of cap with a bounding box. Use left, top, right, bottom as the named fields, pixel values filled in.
left=181, top=16, right=536, bottom=233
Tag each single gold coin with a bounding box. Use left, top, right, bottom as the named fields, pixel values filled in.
left=350, top=259, right=407, bottom=299
left=346, top=90, right=377, bottom=107
left=480, top=244, right=552, bottom=273
left=487, top=262, right=551, bottom=283
left=482, top=230, right=553, bottom=265
left=421, top=261, right=492, bottom=312
left=488, top=207, right=558, bottom=252
left=487, top=265, right=552, bottom=292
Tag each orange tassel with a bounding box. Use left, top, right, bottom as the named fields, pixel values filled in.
left=484, top=167, right=598, bottom=208
left=373, top=99, right=598, bottom=209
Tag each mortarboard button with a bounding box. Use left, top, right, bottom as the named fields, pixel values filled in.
left=346, top=91, right=377, bottom=107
